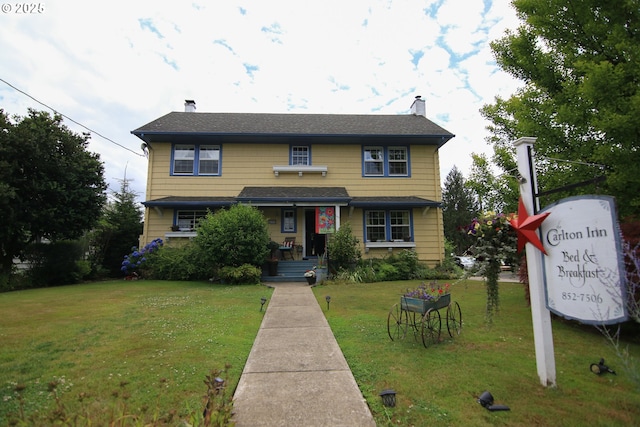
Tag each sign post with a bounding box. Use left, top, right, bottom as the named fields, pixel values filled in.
left=514, top=137, right=557, bottom=387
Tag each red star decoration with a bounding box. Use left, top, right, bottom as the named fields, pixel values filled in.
left=509, top=197, right=551, bottom=255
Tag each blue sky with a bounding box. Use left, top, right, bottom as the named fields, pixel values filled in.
left=0, top=0, right=521, bottom=200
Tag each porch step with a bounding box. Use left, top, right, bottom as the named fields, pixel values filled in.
left=262, top=259, right=318, bottom=282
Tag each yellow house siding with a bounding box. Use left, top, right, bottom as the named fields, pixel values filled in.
left=145, top=143, right=440, bottom=199
left=140, top=141, right=445, bottom=266
left=342, top=207, right=442, bottom=266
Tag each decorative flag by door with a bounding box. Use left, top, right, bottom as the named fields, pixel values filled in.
left=316, top=207, right=335, bottom=234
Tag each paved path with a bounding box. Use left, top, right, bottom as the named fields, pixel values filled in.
left=232, top=283, right=376, bottom=427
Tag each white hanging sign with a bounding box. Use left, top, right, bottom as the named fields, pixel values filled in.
left=540, top=195, right=628, bottom=325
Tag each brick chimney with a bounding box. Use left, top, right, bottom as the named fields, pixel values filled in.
left=410, top=95, right=426, bottom=117
left=184, top=99, right=196, bottom=112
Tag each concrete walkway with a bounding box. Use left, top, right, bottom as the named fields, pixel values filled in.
left=232, top=283, right=376, bottom=427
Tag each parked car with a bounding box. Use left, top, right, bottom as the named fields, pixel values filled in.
left=454, top=256, right=476, bottom=270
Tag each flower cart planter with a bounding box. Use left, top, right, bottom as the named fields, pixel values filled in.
left=387, top=293, right=462, bottom=348
left=401, top=293, right=451, bottom=313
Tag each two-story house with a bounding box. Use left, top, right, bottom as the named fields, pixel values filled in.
left=132, top=97, right=454, bottom=270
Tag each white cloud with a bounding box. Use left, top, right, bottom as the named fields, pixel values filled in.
left=0, top=0, right=522, bottom=200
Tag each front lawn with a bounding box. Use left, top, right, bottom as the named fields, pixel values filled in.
left=0, top=280, right=271, bottom=425
left=313, top=279, right=640, bottom=426
left=2, top=278, right=638, bottom=426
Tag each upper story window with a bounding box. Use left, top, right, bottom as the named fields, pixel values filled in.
left=172, top=144, right=221, bottom=175
left=174, top=145, right=195, bottom=174
left=363, top=146, right=409, bottom=177
left=363, top=147, right=384, bottom=176
left=199, top=145, right=221, bottom=174
left=388, top=147, right=408, bottom=176
left=291, top=146, right=310, bottom=165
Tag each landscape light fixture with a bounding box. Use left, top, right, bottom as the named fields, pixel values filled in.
left=325, top=295, right=331, bottom=310
left=379, top=389, right=396, bottom=407
left=214, top=377, right=225, bottom=395
left=590, top=358, right=616, bottom=375
left=260, top=297, right=267, bottom=311
left=477, top=391, right=510, bottom=411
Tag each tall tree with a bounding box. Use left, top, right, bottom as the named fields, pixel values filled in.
left=482, top=0, right=640, bottom=217
left=89, top=177, right=143, bottom=276
left=467, top=150, right=520, bottom=215
left=442, top=166, right=478, bottom=254
left=0, top=109, right=107, bottom=279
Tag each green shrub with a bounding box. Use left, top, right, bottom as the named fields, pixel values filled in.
left=195, top=205, right=269, bottom=268
left=219, top=264, right=262, bottom=284
left=375, top=263, right=400, bottom=281
left=389, top=249, right=420, bottom=279
left=144, top=243, right=211, bottom=281
left=73, top=260, right=91, bottom=282
left=327, top=223, right=361, bottom=271
left=23, top=240, right=88, bottom=286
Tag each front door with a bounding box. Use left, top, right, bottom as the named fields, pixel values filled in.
left=305, top=209, right=326, bottom=258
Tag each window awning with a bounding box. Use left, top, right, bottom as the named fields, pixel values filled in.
left=142, top=190, right=441, bottom=209
left=349, top=196, right=442, bottom=209
left=142, top=196, right=236, bottom=208
left=236, top=187, right=352, bottom=205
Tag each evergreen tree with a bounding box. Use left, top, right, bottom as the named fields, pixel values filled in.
left=89, top=178, right=143, bottom=276
left=442, top=166, right=478, bottom=254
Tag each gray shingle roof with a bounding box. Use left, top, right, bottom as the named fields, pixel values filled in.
left=142, top=196, right=236, bottom=208
left=350, top=196, right=441, bottom=208
left=237, top=187, right=351, bottom=203
left=143, top=189, right=440, bottom=208
left=132, top=112, right=454, bottom=146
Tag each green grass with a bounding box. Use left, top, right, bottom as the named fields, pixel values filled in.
left=2, top=279, right=638, bottom=426
left=313, top=280, right=640, bottom=427
left=0, top=280, right=272, bottom=425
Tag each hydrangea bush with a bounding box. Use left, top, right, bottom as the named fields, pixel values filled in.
left=121, top=238, right=163, bottom=277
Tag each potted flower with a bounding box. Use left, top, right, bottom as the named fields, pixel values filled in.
left=304, top=268, right=317, bottom=285
left=401, top=282, right=451, bottom=314
left=466, top=211, right=517, bottom=323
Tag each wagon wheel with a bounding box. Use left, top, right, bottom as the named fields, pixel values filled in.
left=421, top=308, right=441, bottom=348
left=409, top=311, right=422, bottom=339
left=446, top=301, right=463, bottom=337
left=387, top=303, right=408, bottom=341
